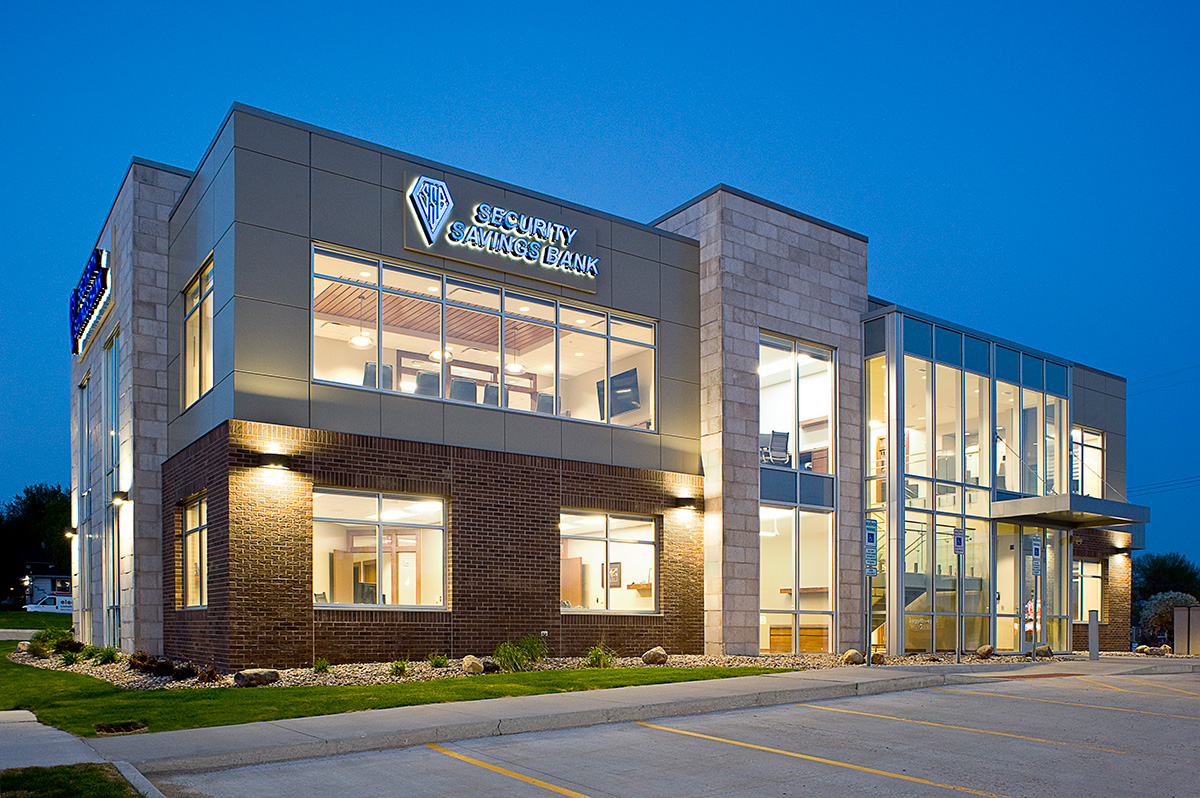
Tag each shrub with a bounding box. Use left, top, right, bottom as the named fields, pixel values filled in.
left=153, top=657, right=173, bottom=676
left=583, top=643, right=616, bottom=668
left=60, top=650, right=81, bottom=666
left=516, top=633, right=548, bottom=663
left=173, top=662, right=198, bottom=681
left=492, top=641, right=532, bottom=672
left=80, top=645, right=102, bottom=660
left=27, top=641, right=49, bottom=659
left=91, top=647, right=119, bottom=665
left=197, top=665, right=220, bottom=683
left=390, top=660, right=407, bottom=677
left=313, top=658, right=331, bottom=674
left=1141, top=591, right=1200, bottom=639
left=31, top=628, right=71, bottom=647
left=426, top=652, right=449, bottom=668
left=128, top=651, right=152, bottom=672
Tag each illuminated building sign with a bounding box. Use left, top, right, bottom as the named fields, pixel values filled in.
left=405, top=174, right=600, bottom=292
left=69, top=248, right=110, bottom=354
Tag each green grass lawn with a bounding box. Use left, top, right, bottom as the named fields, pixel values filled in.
left=0, top=764, right=140, bottom=798
left=0, top=642, right=787, bottom=737
left=0, top=610, right=72, bottom=630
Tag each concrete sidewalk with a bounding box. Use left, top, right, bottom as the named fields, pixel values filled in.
left=79, top=656, right=1198, bottom=776
left=0, top=629, right=39, bottom=641
left=0, top=710, right=104, bottom=770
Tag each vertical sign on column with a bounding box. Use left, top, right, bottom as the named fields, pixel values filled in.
left=863, top=519, right=879, bottom=662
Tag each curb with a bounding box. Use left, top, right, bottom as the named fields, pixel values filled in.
left=112, top=761, right=167, bottom=798
left=116, top=672, right=950, bottom=775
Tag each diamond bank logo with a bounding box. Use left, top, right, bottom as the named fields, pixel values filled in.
left=408, top=176, right=454, bottom=245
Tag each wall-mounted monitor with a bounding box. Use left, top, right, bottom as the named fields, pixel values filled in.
left=597, top=368, right=641, bottom=420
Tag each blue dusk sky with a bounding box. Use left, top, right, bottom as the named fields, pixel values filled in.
left=0, top=3, right=1196, bottom=562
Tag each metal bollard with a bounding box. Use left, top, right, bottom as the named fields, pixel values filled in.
left=1088, top=610, right=1099, bottom=660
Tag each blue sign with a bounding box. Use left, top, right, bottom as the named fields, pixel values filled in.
left=69, top=249, right=109, bottom=354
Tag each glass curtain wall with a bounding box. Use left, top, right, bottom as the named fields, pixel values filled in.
left=865, top=353, right=887, bottom=651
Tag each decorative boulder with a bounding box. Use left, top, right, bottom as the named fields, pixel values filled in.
left=642, top=646, right=668, bottom=665
left=1135, top=645, right=1150, bottom=654
left=975, top=645, right=994, bottom=659
left=234, top=668, right=280, bottom=687
left=1034, top=645, right=1053, bottom=658
left=462, top=655, right=484, bottom=674
left=870, top=652, right=885, bottom=665
left=1145, top=646, right=1166, bottom=656
left=1161, top=645, right=1173, bottom=655
left=841, top=649, right=866, bottom=665
left=16, top=641, right=29, bottom=652
left=483, top=660, right=501, bottom=673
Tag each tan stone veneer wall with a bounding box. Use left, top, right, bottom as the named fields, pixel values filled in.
left=658, top=189, right=868, bottom=655
left=70, top=160, right=190, bottom=653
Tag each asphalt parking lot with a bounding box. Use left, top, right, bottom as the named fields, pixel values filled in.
left=156, top=671, right=1198, bottom=798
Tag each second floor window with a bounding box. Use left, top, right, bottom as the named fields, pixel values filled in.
left=1071, top=426, right=1104, bottom=498
left=183, top=260, right=214, bottom=408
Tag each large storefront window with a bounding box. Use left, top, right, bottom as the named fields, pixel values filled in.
left=559, top=512, right=656, bottom=612
left=758, top=334, right=833, bottom=474
left=1072, top=427, right=1104, bottom=498
left=183, top=259, right=214, bottom=409
left=312, top=490, right=445, bottom=608
left=182, top=497, right=207, bottom=608
left=759, top=506, right=833, bottom=653
left=313, top=248, right=655, bottom=430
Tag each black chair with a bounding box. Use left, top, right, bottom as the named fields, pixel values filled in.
left=764, top=431, right=791, bottom=467
left=449, top=378, right=478, bottom=403
left=414, top=370, right=440, bottom=397
left=758, top=433, right=772, bottom=463
left=536, top=392, right=554, bottom=415
left=482, top=383, right=508, bottom=407
left=363, top=363, right=394, bottom=391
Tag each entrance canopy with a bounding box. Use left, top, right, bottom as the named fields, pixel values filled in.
left=991, top=493, right=1149, bottom=530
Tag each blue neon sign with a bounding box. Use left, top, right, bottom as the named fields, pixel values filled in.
left=69, top=248, right=109, bottom=354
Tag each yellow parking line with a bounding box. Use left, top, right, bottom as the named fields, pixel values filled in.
left=636, top=721, right=1014, bottom=798
left=1077, top=677, right=1131, bottom=691
left=1074, top=677, right=1199, bottom=699
left=426, top=743, right=593, bottom=797
left=794, top=703, right=1126, bottom=753
left=933, top=687, right=1200, bottom=720
left=1115, top=675, right=1200, bottom=696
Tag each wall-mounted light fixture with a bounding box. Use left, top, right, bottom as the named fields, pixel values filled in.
left=65, top=529, right=77, bottom=540
left=674, top=496, right=700, bottom=509
left=111, top=490, right=130, bottom=505
left=256, top=452, right=292, bottom=470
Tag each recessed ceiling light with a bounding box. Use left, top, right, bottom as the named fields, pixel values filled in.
left=576, top=318, right=586, bottom=324
left=427, top=285, right=440, bottom=293
left=574, top=352, right=583, bottom=357
left=519, top=306, right=530, bottom=312
left=359, top=271, right=371, bottom=278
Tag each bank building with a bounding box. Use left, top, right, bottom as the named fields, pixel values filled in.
left=68, top=105, right=1148, bottom=670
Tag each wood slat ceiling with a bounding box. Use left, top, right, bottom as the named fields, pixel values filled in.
left=315, top=282, right=555, bottom=352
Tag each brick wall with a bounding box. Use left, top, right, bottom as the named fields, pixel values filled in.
left=1070, top=529, right=1132, bottom=652
left=162, top=420, right=703, bottom=670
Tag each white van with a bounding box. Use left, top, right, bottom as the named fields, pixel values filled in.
left=24, top=594, right=73, bottom=613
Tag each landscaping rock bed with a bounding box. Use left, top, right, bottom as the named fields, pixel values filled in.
left=5, top=648, right=1065, bottom=691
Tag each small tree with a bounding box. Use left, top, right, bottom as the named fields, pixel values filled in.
left=1139, top=591, right=1200, bottom=643
left=1133, top=552, right=1200, bottom=605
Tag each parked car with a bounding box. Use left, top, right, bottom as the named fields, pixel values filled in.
left=24, top=594, right=72, bottom=613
